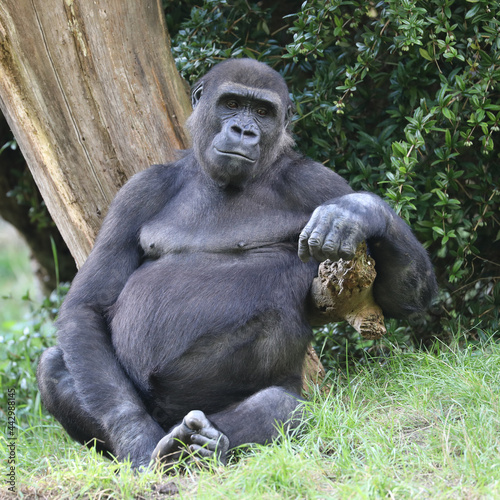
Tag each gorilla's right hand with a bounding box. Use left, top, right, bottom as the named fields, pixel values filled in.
left=298, top=193, right=392, bottom=263
left=151, top=410, right=229, bottom=468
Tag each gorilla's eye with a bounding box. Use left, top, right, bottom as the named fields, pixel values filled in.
left=226, top=100, right=239, bottom=110
left=256, top=108, right=268, bottom=117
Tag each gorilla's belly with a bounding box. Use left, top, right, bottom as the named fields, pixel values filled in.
left=110, top=251, right=314, bottom=396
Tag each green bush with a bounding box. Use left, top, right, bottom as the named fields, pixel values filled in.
left=285, top=0, right=499, bottom=293
left=0, top=285, right=68, bottom=416
left=168, top=0, right=500, bottom=360
left=169, top=0, right=284, bottom=81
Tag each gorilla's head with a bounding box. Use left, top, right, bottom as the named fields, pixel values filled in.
left=187, top=59, right=294, bottom=188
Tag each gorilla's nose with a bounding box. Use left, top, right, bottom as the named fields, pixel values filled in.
left=229, top=122, right=260, bottom=145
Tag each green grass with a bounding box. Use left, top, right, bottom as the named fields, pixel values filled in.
left=1, top=342, right=499, bottom=499
left=1, top=220, right=500, bottom=498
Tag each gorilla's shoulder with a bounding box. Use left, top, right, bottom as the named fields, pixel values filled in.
left=131, top=155, right=190, bottom=184
left=280, top=149, right=333, bottom=176
left=279, top=150, right=352, bottom=203
left=120, top=153, right=195, bottom=196
left=106, top=155, right=196, bottom=219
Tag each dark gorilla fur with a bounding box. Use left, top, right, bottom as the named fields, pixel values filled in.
left=37, top=59, right=437, bottom=468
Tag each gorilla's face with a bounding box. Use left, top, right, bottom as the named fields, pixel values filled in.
left=187, top=60, right=294, bottom=188
left=203, top=82, right=284, bottom=186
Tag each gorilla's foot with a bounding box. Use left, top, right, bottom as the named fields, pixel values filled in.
left=151, top=410, right=229, bottom=468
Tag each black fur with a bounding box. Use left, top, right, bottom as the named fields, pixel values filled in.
left=37, top=59, right=437, bottom=468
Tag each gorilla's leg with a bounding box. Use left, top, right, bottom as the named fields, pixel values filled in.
left=152, top=386, right=303, bottom=466
left=209, top=386, right=304, bottom=447
left=37, top=346, right=112, bottom=457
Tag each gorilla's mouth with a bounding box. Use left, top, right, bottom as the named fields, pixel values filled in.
left=215, top=148, right=256, bottom=163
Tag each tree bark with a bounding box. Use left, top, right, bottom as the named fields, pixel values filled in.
left=0, top=0, right=191, bottom=268
left=308, top=242, right=386, bottom=340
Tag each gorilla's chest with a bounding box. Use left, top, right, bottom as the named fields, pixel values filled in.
left=111, top=182, right=318, bottom=390
left=139, top=185, right=308, bottom=258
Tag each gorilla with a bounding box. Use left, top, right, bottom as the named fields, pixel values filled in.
left=37, top=59, right=437, bottom=469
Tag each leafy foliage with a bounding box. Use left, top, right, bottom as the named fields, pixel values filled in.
left=0, top=285, right=68, bottom=419
left=169, top=0, right=500, bottom=363
left=168, top=0, right=286, bottom=83
left=286, top=0, right=500, bottom=279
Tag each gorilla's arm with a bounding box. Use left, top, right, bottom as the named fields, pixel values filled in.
left=296, top=168, right=437, bottom=319
left=56, top=165, right=178, bottom=465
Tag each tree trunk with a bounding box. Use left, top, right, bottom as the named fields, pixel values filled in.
left=0, top=0, right=191, bottom=268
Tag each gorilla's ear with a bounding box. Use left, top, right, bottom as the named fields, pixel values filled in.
left=285, top=103, right=295, bottom=129
left=191, top=82, right=204, bottom=109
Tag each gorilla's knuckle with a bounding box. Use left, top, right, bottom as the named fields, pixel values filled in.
left=340, top=249, right=355, bottom=260
left=322, top=242, right=336, bottom=253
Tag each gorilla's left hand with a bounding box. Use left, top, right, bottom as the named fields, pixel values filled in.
left=298, top=193, right=390, bottom=263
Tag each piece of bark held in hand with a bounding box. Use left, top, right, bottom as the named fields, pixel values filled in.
left=309, top=241, right=386, bottom=340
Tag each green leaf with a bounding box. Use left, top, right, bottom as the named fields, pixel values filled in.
left=419, top=48, right=433, bottom=61
left=465, top=4, right=481, bottom=18
left=392, top=141, right=408, bottom=156
left=442, top=107, right=455, bottom=120
left=445, top=128, right=452, bottom=147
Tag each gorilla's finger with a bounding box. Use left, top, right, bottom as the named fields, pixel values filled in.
left=152, top=436, right=176, bottom=459
left=298, top=207, right=325, bottom=262
left=306, top=229, right=326, bottom=257
left=298, top=228, right=314, bottom=262
left=151, top=439, right=186, bottom=465
left=190, top=433, right=218, bottom=450
left=320, top=230, right=342, bottom=262
left=189, top=444, right=214, bottom=457
left=196, top=426, right=221, bottom=441
left=298, top=235, right=312, bottom=262
left=338, top=234, right=361, bottom=260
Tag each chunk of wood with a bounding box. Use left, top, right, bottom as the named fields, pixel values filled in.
left=309, top=241, right=386, bottom=339
left=302, top=242, right=386, bottom=392
left=302, top=344, right=327, bottom=390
